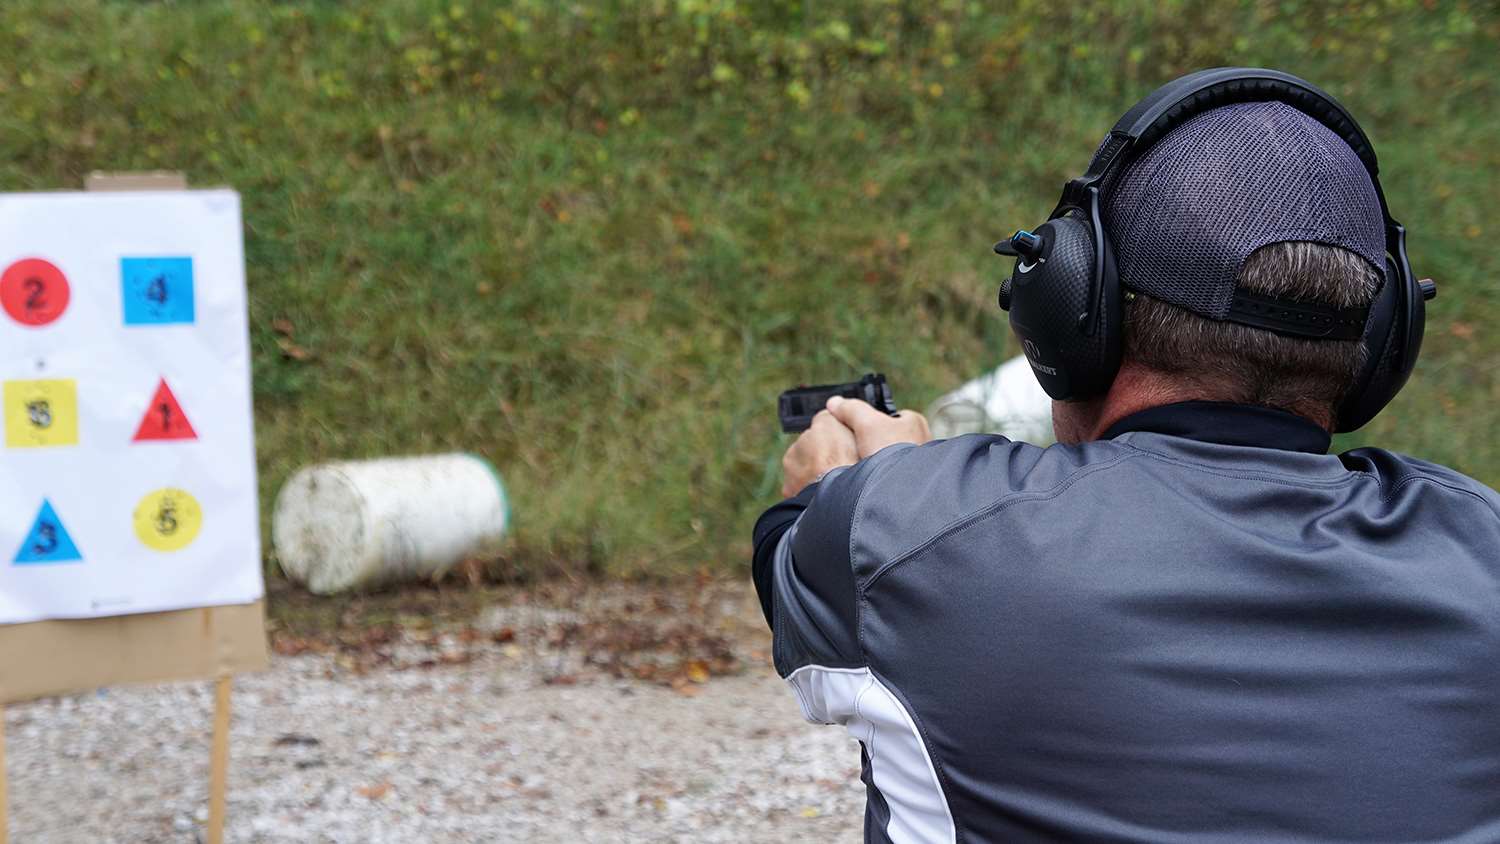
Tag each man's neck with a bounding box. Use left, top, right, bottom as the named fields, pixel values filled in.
left=1056, top=362, right=1333, bottom=443
left=1088, top=365, right=1206, bottom=439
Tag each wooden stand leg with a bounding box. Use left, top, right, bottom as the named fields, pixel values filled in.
left=1, top=703, right=8, bottom=844
left=207, top=676, right=231, bottom=844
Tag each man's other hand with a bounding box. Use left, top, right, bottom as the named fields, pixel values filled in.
left=781, top=408, right=859, bottom=499
left=827, top=396, right=932, bottom=459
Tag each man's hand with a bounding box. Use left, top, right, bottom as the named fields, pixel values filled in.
left=779, top=397, right=934, bottom=499
left=781, top=408, right=859, bottom=499
left=827, top=396, right=932, bottom=459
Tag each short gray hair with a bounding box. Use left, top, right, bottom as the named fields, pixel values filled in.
left=1122, top=241, right=1382, bottom=428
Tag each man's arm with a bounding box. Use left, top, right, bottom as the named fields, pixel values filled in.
left=752, top=397, right=933, bottom=675
left=752, top=463, right=865, bottom=675
left=750, top=482, right=818, bottom=627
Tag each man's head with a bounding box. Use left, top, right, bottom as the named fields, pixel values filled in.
left=1052, top=100, right=1388, bottom=442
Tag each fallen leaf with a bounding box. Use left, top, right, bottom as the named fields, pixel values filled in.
left=356, top=782, right=393, bottom=800
left=275, top=335, right=311, bottom=360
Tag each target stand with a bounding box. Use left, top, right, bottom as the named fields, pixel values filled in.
left=0, top=172, right=267, bottom=844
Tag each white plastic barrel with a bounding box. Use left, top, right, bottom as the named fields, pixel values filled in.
left=926, top=354, right=1055, bottom=444
left=272, top=453, right=509, bottom=594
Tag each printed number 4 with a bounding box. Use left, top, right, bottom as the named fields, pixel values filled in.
left=146, top=275, right=169, bottom=305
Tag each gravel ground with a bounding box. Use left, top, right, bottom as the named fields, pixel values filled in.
left=5, top=583, right=865, bottom=842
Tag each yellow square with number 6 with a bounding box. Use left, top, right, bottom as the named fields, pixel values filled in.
left=4, top=378, right=78, bottom=448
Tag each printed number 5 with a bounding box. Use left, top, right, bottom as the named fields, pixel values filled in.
left=156, top=501, right=178, bottom=536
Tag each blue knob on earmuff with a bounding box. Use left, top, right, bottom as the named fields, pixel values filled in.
left=994, top=229, right=1046, bottom=262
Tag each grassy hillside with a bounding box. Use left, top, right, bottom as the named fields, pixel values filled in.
left=2, top=0, right=1495, bottom=575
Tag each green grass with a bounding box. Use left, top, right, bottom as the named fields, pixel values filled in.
left=1, top=0, right=1496, bottom=575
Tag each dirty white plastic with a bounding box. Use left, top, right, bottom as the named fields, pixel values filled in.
left=926, top=354, right=1055, bottom=444
left=273, top=453, right=509, bottom=594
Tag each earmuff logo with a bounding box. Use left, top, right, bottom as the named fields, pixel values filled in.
left=1023, top=339, right=1058, bottom=376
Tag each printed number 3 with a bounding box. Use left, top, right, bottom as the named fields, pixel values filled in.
left=34, top=522, right=57, bottom=555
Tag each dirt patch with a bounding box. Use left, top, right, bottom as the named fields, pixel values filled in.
left=6, top=578, right=865, bottom=842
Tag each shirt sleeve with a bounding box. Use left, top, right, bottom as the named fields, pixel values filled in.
left=750, top=460, right=878, bottom=677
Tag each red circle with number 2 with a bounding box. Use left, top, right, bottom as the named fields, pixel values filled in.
left=1, top=258, right=70, bottom=326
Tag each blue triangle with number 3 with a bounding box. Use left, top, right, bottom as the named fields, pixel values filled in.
left=13, top=499, right=82, bottom=564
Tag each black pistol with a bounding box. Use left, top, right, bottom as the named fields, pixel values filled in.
left=779, top=373, right=899, bottom=433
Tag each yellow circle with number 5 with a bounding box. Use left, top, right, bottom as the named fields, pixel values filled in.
left=133, top=488, right=203, bottom=552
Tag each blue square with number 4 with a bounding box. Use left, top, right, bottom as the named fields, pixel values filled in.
left=122, top=257, right=195, bottom=325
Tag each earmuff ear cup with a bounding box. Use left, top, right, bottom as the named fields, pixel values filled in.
left=1005, top=212, right=1123, bottom=400
left=1335, top=259, right=1425, bottom=432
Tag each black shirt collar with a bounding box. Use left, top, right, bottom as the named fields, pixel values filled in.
left=1102, top=401, right=1332, bottom=454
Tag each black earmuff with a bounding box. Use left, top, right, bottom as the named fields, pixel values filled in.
left=994, top=67, right=1435, bottom=432
left=995, top=206, right=1120, bottom=401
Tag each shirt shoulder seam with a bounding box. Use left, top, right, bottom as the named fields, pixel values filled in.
left=848, top=446, right=920, bottom=663
left=859, top=450, right=1145, bottom=597
left=1384, top=472, right=1500, bottom=514
left=1116, top=442, right=1368, bottom=488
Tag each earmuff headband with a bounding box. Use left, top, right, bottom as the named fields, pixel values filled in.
left=1069, top=68, right=1381, bottom=206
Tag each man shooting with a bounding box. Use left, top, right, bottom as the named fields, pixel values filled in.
left=752, top=68, right=1499, bottom=842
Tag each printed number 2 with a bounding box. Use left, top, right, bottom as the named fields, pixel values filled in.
left=24, top=277, right=45, bottom=311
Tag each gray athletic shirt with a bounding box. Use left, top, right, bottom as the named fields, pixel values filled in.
left=751, top=401, right=1500, bottom=843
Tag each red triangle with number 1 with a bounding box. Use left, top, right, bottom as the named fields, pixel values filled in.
left=133, top=378, right=197, bottom=442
